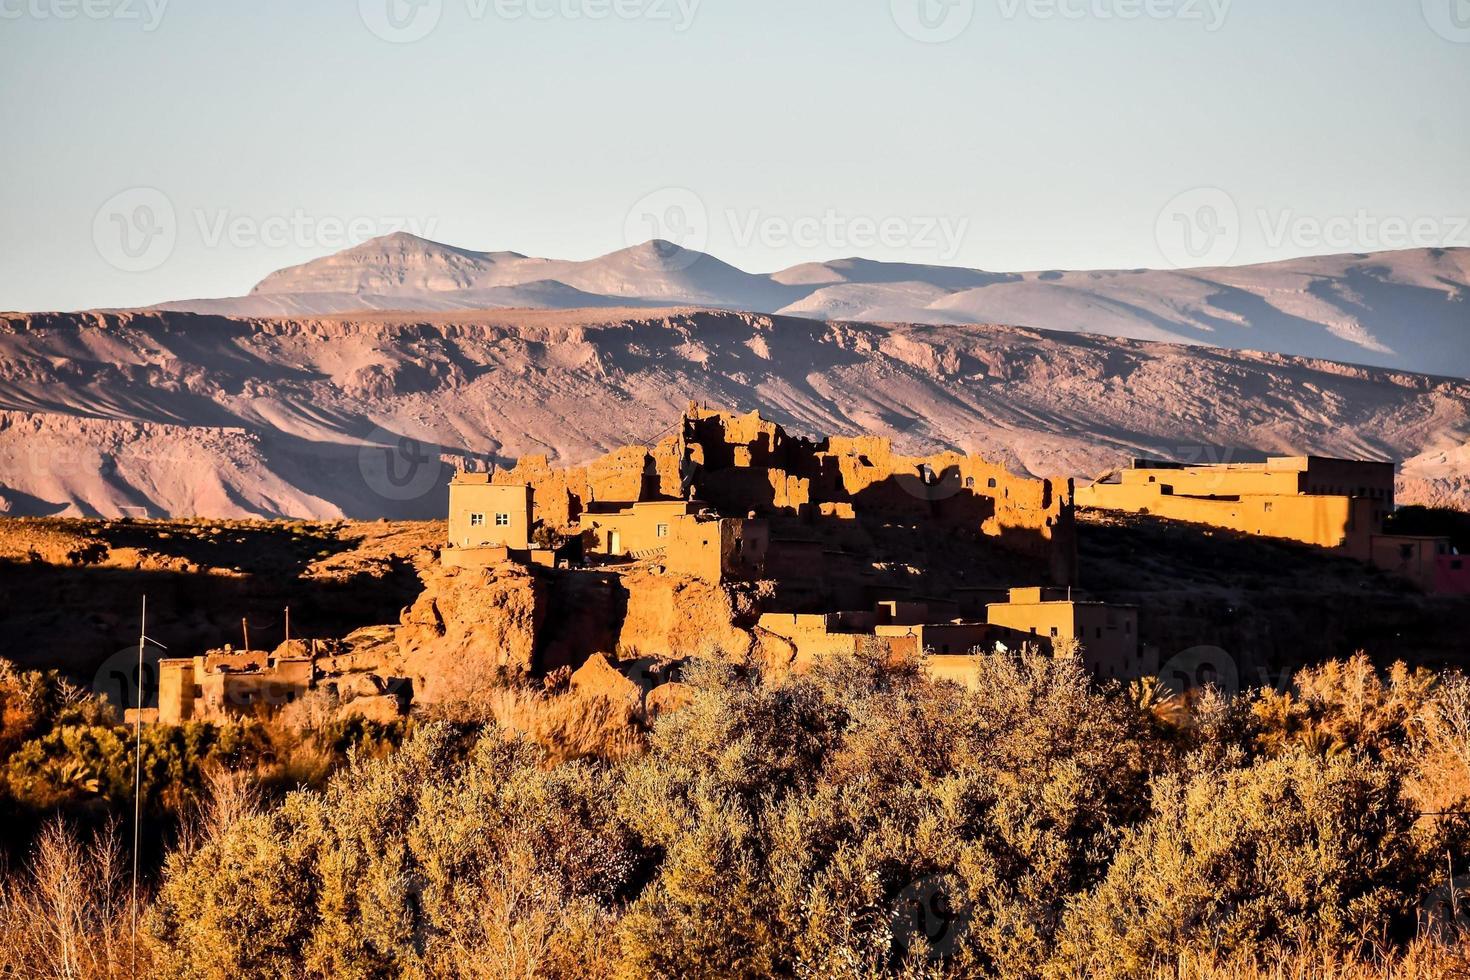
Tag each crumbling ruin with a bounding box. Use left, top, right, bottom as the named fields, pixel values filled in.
left=144, top=406, right=1147, bottom=723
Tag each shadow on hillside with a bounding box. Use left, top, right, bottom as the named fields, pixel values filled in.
left=1076, top=509, right=1470, bottom=681
left=0, top=558, right=422, bottom=684
left=88, top=520, right=356, bottom=578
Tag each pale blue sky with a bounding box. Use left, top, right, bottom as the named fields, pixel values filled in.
left=1, top=0, right=1467, bottom=310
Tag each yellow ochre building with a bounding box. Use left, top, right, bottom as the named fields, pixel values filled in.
left=1077, top=456, right=1467, bottom=594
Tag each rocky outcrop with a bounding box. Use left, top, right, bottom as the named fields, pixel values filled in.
left=391, top=563, right=545, bottom=702
left=569, top=653, right=642, bottom=707
left=645, top=681, right=694, bottom=719
left=616, top=570, right=761, bottom=659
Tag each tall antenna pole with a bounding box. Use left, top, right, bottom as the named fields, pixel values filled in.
left=242, top=617, right=250, bottom=652
left=284, top=606, right=290, bottom=646
left=131, top=594, right=145, bottom=976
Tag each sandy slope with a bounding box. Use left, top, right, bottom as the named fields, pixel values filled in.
left=147, top=235, right=1470, bottom=377
left=0, top=307, right=1467, bottom=519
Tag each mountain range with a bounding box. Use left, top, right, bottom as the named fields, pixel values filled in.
left=148, top=235, right=1470, bottom=378
left=1, top=307, right=1467, bottom=520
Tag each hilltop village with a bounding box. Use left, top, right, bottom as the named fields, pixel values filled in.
left=137, top=406, right=1469, bottom=724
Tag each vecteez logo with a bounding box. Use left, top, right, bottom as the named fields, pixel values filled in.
left=360, top=0, right=443, bottom=43
left=358, top=425, right=450, bottom=503
left=1154, top=187, right=1240, bottom=268
left=891, top=0, right=976, bottom=42
left=623, top=187, right=710, bottom=271
left=1423, top=0, right=1470, bottom=42
left=996, top=0, right=1231, bottom=31
left=90, top=187, right=442, bottom=273
left=359, top=0, right=702, bottom=41
left=92, top=187, right=177, bottom=273
left=0, top=0, right=169, bottom=30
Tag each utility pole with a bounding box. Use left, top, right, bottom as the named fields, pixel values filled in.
left=242, top=617, right=250, bottom=653
left=284, top=606, right=291, bottom=645
left=131, top=595, right=145, bottom=978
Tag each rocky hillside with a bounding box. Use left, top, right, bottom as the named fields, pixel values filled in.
left=150, top=235, right=1470, bottom=377
left=1, top=307, right=1467, bottom=519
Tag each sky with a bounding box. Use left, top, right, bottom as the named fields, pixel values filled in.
left=1, top=0, right=1467, bottom=310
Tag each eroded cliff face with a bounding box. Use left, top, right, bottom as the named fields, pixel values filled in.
left=615, top=570, right=764, bottom=660
left=392, top=563, right=545, bottom=701
left=386, top=558, right=770, bottom=698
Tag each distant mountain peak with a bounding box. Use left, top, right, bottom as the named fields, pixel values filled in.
left=161, top=238, right=1470, bottom=378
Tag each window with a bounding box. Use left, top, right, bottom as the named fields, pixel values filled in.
left=965, top=477, right=975, bottom=489
left=1263, top=502, right=1273, bottom=512
left=469, top=513, right=485, bottom=527
left=1050, top=627, right=1059, bottom=637
left=1095, top=627, right=1102, bottom=639
left=1400, top=543, right=1415, bottom=560
left=495, top=513, right=511, bottom=527
left=987, top=477, right=998, bottom=489
left=656, top=523, right=669, bottom=538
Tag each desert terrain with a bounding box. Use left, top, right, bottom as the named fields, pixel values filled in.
left=2, top=306, right=1468, bottom=521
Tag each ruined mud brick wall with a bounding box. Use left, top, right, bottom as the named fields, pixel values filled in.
left=494, top=455, right=584, bottom=529
left=493, top=406, right=1076, bottom=583
left=663, top=516, right=769, bottom=583
left=682, top=407, right=815, bottom=472
left=754, top=613, right=918, bottom=673
left=495, top=442, right=688, bottom=532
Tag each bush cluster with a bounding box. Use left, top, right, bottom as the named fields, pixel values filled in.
left=2, top=649, right=1468, bottom=977
left=117, top=650, right=1470, bottom=979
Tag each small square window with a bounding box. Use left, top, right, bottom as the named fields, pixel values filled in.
left=495, top=513, right=511, bottom=527
left=656, top=523, right=669, bottom=538
left=1050, top=627, right=1059, bottom=637
left=469, top=513, right=485, bottom=527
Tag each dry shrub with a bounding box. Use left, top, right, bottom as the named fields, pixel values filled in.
left=1056, top=750, right=1435, bottom=978
left=147, top=725, right=641, bottom=979
left=135, top=652, right=1470, bottom=978
left=1408, top=672, right=1470, bottom=817
left=194, top=765, right=260, bottom=850
left=1251, top=653, right=1436, bottom=760
left=0, top=819, right=145, bottom=980
left=1147, top=933, right=1470, bottom=979
left=487, top=686, right=645, bottom=766
left=274, top=686, right=341, bottom=732
left=613, top=649, right=1155, bottom=980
